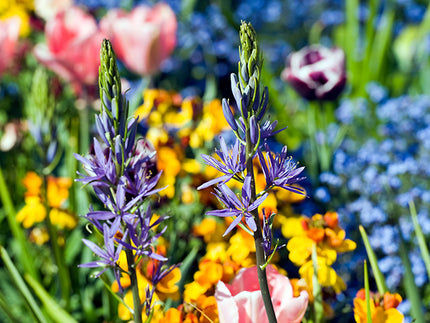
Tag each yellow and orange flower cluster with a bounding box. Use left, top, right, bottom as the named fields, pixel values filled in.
left=286, top=212, right=356, bottom=300
left=134, top=89, right=230, bottom=200
left=153, top=217, right=263, bottom=323
left=16, top=171, right=77, bottom=244
left=353, top=289, right=404, bottom=323
left=112, top=240, right=182, bottom=322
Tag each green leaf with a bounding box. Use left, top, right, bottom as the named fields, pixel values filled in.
left=0, top=168, right=39, bottom=281
left=359, top=225, right=387, bottom=295
left=398, top=231, right=425, bottom=323
left=25, top=274, right=77, bottom=323
left=364, top=260, right=372, bottom=323
left=409, top=200, right=430, bottom=280
left=311, top=244, right=323, bottom=323
left=0, top=247, right=47, bottom=323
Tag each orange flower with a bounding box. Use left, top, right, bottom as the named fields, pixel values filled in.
left=47, top=176, right=72, bottom=208
left=353, top=289, right=404, bottom=323
left=22, top=171, right=42, bottom=197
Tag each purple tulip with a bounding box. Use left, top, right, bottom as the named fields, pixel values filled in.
left=281, top=45, right=346, bottom=101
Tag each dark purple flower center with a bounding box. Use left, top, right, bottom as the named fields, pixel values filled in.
left=302, top=50, right=323, bottom=66
left=309, top=71, right=329, bottom=85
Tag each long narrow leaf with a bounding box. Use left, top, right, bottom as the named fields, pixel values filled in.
left=25, top=274, right=77, bottom=323
left=0, top=247, right=47, bottom=323
left=398, top=229, right=425, bottom=323
left=359, top=225, right=387, bottom=294
left=367, top=8, right=395, bottom=82
left=345, top=0, right=360, bottom=89
left=0, top=168, right=39, bottom=280
left=0, top=291, right=21, bottom=322
left=312, top=244, right=323, bottom=323
left=409, top=200, right=430, bottom=280
left=364, top=260, right=372, bottom=323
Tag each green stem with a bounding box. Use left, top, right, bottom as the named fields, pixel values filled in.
left=0, top=167, right=39, bottom=281
left=125, top=241, right=142, bottom=323
left=42, top=175, right=70, bottom=309
left=245, top=128, right=277, bottom=323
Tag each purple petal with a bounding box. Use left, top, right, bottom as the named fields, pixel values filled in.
left=223, top=214, right=243, bottom=236
left=197, top=174, right=232, bottom=190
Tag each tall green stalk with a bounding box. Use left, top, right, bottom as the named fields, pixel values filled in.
left=239, top=22, right=277, bottom=323
left=125, top=246, right=142, bottom=323
left=245, top=129, right=277, bottom=323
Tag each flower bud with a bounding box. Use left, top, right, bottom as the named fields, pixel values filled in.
left=222, top=99, right=238, bottom=131
left=281, top=45, right=346, bottom=101
left=249, top=115, right=259, bottom=145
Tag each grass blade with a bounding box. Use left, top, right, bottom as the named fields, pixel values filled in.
left=398, top=228, right=425, bottom=323
left=0, top=247, right=47, bottom=323
left=409, top=200, right=430, bottom=280
left=359, top=225, right=387, bottom=294
left=25, top=274, right=77, bottom=323
left=364, top=260, right=372, bottom=323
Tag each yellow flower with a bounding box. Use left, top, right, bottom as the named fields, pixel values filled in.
left=16, top=196, right=46, bottom=228
left=157, top=146, right=181, bottom=198
left=203, top=242, right=228, bottom=262
left=277, top=215, right=305, bottom=239
left=188, top=99, right=229, bottom=149
left=156, top=267, right=181, bottom=301
left=184, top=281, right=208, bottom=303
left=193, top=218, right=226, bottom=243
left=49, top=209, right=77, bottom=229
left=47, top=176, right=72, bottom=208
left=0, top=0, right=33, bottom=37
left=29, top=227, right=49, bottom=245
left=299, top=257, right=340, bottom=289
left=353, top=289, right=404, bottom=323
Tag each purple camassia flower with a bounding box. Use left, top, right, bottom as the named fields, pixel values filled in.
left=74, top=138, right=117, bottom=187
left=79, top=222, right=124, bottom=291
left=261, top=210, right=285, bottom=258
left=207, top=175, right=268, bottom=236
left=257, top=143, right=306, bottom=194
left=197, top=137, right=246, bottom=190
left=281, top=45, right=346, bottom=101
left=236, top=117, right=286, bottom=142
left=144, top=261, right=179, bottom=316
left=118, top=206, right=168, bottom=260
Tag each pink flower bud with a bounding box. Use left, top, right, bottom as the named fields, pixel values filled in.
left=215, top=265, right=309, bottom=323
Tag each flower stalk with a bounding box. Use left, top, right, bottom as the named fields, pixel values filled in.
left=198, top=21, right=306, bottom=323
left=76, top=39, right=171, bottom=322
left=245, top=128, right=277, bottom=323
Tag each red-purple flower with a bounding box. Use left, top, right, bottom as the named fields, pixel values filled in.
left=281, top=45, right=346, bottom=101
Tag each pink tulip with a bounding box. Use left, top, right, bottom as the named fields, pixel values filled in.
left=34, top=7, right=103, bottom=93
left=0, top=17, right=21, bottom=77
left=215, top=265, right=309, bottom=323
left=100, top=3, right=177, bottom=76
